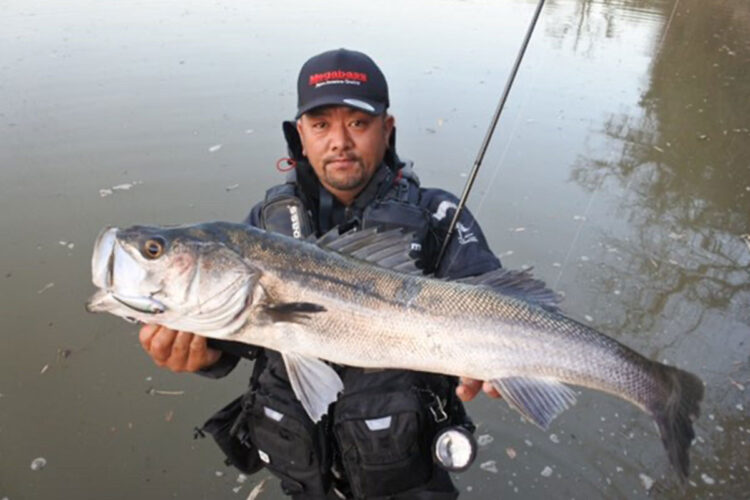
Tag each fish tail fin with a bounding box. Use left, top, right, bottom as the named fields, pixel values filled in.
left=649, top=363, right=704, bottom=481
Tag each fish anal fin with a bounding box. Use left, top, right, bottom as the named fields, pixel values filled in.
left=490, top=376, right=577, bottom=429
left=282, top=352, right=343, bottom=422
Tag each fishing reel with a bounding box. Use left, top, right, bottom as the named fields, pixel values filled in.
left=432, top=426, right=477, bottom=472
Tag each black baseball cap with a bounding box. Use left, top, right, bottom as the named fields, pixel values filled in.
left=296, top=48, right=389, bottom=118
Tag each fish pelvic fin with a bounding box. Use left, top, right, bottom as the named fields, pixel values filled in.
left=649, top=364, right=704, bottom=481
left=282, top=352, right=343, bottom=422
left=490, top=377, right=577, bottom=430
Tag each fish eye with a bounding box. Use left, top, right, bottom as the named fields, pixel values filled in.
left=142, top=237, right=166, bottom=259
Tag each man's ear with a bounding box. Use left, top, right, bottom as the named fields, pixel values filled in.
left=384, top=114, right=395, bottom=145
left=296, top=119, right=307, bottom=157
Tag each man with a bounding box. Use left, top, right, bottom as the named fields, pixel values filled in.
left=140, top=48, right=500, bottom=499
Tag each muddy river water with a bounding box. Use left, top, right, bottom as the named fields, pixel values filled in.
left=1, top=0, right=748, bottom=498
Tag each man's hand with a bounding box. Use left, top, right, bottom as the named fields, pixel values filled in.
left=138, top=324, right=221, bottom=373
left=456, top=377, right=502, bottom=402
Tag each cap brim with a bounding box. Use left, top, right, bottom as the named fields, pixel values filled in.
left=296, top=95, right=385, bottom=119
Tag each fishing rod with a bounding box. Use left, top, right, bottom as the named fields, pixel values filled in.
left=435, top=0, right=547, bottom=268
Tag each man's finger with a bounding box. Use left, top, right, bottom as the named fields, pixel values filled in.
left=186, top=336, right=222, bottom=372
left=456, top=377, right=483, bottom=402
left=138, top=323, right=160, bottom=352
left=166, top=331, right=193, bottom=372
left=149, top=327, right=178, bottom=363
left=482, top=381, right=502, bottom=399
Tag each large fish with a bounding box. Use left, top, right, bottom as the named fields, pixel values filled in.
left=86, top=222, right=704, bottom=479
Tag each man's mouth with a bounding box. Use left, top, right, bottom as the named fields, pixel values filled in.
left=326, top=156, right=359, bottom=169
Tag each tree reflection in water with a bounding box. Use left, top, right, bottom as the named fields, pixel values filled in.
left=567, top=0, right=749, bottom=495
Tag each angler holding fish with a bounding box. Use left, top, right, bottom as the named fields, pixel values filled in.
left=88, top=48, right=703, bottom=499
left=125, top=49, right=501, bottom=499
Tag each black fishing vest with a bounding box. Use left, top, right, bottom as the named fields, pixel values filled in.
left=259, top=162, right=430, bottom=242
left=241, top=164, right=465, bottom=499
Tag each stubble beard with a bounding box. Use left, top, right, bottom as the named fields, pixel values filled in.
left=322, top=159, right=367, bottom=192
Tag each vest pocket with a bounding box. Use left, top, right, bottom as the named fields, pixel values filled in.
left=333, top=390, right=432, bottom=498
left=247, top=392, right=328, bottom=497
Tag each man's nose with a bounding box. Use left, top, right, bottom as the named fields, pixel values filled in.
left=329, top=122, right=353, bottom=151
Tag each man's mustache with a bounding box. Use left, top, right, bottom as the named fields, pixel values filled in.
left=323, top=154, right=360, bottom=166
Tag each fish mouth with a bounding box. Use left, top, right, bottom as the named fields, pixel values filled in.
left=112, top=293, right=166, bottom=314
left=91, top=226, right=118, bottom=289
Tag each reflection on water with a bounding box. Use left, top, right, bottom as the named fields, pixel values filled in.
left=568, top=0, right=750, bottom=496
left=1, top=0, right=748, bottom=498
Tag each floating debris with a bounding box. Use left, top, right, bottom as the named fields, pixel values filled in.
left=549, top=433, right=560, bottom=444
left=100, top=181, right=143, bottom=198
left=580, top=256, right=590, bottom=262
left=30, top=457, right=47, bottom=471
left=437, top=118, right=444, bottom=127
left=237, top=473, right=248, bottom=484
left=652, top=145, right=664, bottom=153
left=58, top=241, right=74, bottom=249
left=737, top=404, right=744, bottom=411
left=552, top=262, right=561, bottom=268
left=741, top=234, right=750, bottom=252
left=37, top=282, right=54, bottom=294
left=477, top=434, right=494, bottom=446
left=233, top=486, right=242, bottom=494
left=505, top=447, right=517, bottom=459
left=584, top=315, right=593, bottom=322
left=480, top=460, right=498, bottom=474
left=499, top=250, right=514, bottom=258
left=513, top=227, right=526, bottom=232
left=246, top=478, right=267, bottom=500
left=40, top=364, right=49, bottom=375
left=639, top=473, right=655, bottom=491
left=215, top=470, right=225, bottom=477
left=209, top=144, right=223, bottom=153
left=245, top=129, right=254, bottom=134
left=540, top=466, right=553, bottom=477
left=146, top=387, right=185, bottom=396
left=425, top=128, right=437, bottom=134
left=164, top=410, right=175, bottom=422
left=524, top=439, right=533, bottom=447
left=701, top=473, right=715, bottom=485
left=226, top=184, right=240, bottom=192
left=572, top=215, right=587, bottom=221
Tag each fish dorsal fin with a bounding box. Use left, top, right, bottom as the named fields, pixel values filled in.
left=316, top=228, right=422, bottom=275
left=282, top=352, right=344, bottom=422
left=490, top=377, right=577, bottom=429
left=458, top=268, right=562, bottom=312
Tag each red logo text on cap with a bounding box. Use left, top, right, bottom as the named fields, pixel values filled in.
left=309, top=70, right=368, bottom=87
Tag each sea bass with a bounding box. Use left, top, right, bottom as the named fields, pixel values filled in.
left=86, top=222, right=704, bottom=479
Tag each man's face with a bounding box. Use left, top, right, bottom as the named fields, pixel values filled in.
left=297, top=106, right=394, bottom=205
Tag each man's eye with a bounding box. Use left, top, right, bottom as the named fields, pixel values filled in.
left=351, top=119, right=367, bottom=128
left=312, top=121, right=327, bottom=129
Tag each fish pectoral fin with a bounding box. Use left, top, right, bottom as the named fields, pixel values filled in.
left=264, top=302, right=327, bottom=323
left=491, top=377, right=577, bottom=430
left=282, top=352, right=343, bottom=422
